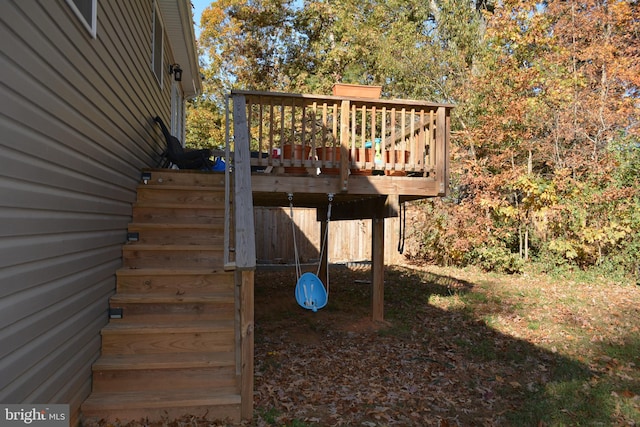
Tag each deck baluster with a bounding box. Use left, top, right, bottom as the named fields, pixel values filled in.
left=231, top=90, right=452, bottom=189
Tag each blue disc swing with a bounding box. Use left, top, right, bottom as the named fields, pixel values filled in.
left=288, top=193, right=333, bottom=312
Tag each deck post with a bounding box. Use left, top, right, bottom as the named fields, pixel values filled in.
left=239, top=269, right=254, bottom=420
left=436, top=106, right=450, bottom=196
left=371, top=216, right=385, bottom=322
left=232, top=94, right=257, bottom=420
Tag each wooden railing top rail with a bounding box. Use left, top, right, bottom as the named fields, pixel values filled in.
left=231, top=89, right=455, bottom=110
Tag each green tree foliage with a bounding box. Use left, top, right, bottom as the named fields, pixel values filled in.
left=197, top=0, right=485, bottom=99
left=187, top=0, right=300, bottom=150
left=444, top=0, right=640, bottom=275
left=190, top=0, right=639, bottom=276
left=199, top=0, right=298, bottom=92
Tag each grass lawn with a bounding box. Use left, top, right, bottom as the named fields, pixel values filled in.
left=252, top=264, right=640, bottom=426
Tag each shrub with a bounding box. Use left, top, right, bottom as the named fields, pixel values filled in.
left=471, top=244, right=525, bottom=274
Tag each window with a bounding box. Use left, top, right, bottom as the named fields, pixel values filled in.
left=66, top=0, right=97, bottom=38
left=152, top=1, right=164, bottom=86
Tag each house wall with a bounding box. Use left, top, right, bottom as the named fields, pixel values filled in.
left=0, top=0, right=178, bottom=422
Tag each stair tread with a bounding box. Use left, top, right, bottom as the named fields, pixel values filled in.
left=102, top=320, right=234, bottom=334
left=138, top=184, right=224, bottom=191
left=110, top=294, right=234, bottom=304
left=93, top=352, right=235, bottom=370
left=117, top=267, right=229, bottom=275
left=82, top=390, right=240, bottom=410
left=133, top=201, right=225, bottom=209
left=128, top=222, right=224, bottom=229
left=122, top=244, right=223, bottom=250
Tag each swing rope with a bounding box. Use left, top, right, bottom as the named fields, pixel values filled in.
left=398, top=201, right=406, bottom=254
left=288, top=193, right=302, bottom=280
left=317, top=194, right=333, bottom=293
left=288, top=193, right=333, bottom=308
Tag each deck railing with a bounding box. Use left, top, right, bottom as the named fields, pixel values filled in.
left=222, top=90, right=452, bottom=419
left=230, top=89, right=452, bottom=194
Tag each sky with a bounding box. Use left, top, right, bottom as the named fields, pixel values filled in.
left=190, top=0, right=211, bottom=38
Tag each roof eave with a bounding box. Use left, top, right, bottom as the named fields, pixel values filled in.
left=158, top=0, right=202, bottom=98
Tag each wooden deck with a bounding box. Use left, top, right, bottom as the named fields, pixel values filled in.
left=227, top=88, right=453, bottom=324
left=229, top=90, right=452, bottom=217
left=81, top=90, right=452, bottom=425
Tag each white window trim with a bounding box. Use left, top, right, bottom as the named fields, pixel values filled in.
left=65, top=0, right=97, bottom=38
left=152, top=0, right=164, bottom=87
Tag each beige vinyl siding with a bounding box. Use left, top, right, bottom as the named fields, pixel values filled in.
left=0, top=0, right=178, bottom=422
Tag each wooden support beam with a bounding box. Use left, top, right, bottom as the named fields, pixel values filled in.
left=371, top=217, right=385, bottom=322
left=238, top=269, right=254, bottom=420
left=385, top=195, right=400, bottom=218
left=251, top=175, right=440, bottom=204
left=322, top=195, right=399, bottom=221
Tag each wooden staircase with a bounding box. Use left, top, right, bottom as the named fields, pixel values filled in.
left=82, top=169, right=241, bottom=424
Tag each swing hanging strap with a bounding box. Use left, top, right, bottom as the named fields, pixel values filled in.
left=317, top=194, right=333, bottom=292
left=288, top=193, right=333, bottom=286
left=398, top=201, right=406, bottom=254
left=290, top=193, right=333, bottom=311
left=288, top=193, right=302, bottom=280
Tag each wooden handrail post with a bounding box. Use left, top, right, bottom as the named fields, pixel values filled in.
left=339, top=100, right=350, bottom=191
left=436, top=106, right=450, bottom=196
left=232, top=94, right=257, bottom=269
left=231, top=94, right=256, bottom=421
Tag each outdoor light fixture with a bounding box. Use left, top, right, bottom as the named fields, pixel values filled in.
left=141, top=171, right=151, bottom=184
left=109, top=308, right=123, bottom=319
left=169, top=63, right=182, bottom=81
